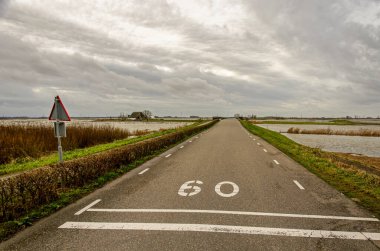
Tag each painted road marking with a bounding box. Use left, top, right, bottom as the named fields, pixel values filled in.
left=189, top=140, right=192, bottom=143
left=215, top=181, right=239, bottom=198
left=273, top=160, right=280, bottom=165
left=263, top=149, right=267, bottom=153
left=165, top=154, right=172, bottom=158
left=59, top=222, right=380, bottom=240
left=253, top=138, right=256, bottom=141
left=178, top=180, right=203, bottom=197
left=74, top=199, right=101, bottom=216
left=85, top=208, right=379, bottom=222
left=293, top=180, right=305, bottom=190
left=180, top=146, right=184, bottom=149
left=257, top=143, right=261, bottom=146
left=138, top=168, right=149, bottom=175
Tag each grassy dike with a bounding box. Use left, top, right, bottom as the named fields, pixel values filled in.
left=241, top=120, right=380, bottom=218
left=0, top=121, right=216, bottom=241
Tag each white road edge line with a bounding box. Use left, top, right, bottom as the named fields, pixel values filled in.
left=85, top=208, right=379, bottom=222
left=273, top=160, right=280, bottom=165
left=263, top=149, right=267, bottom=153
left=165, top=154, right=172, bottom=158
left=293, top=180, right=305, bottom=190
left=138, top=168, right=149, bottom=175
left=59, top=222, right=380, bottom=240
left=74, top=199, right=101, bottom=216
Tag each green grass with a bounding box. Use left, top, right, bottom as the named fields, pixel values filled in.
left=241, top=120, right=380, bottom=218
left=0, top=122, right=204, bottom=176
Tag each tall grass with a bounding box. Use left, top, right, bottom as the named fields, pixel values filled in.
left=0, top=125, right=142, bottom=164
left=287, top=127, right=380, bottom=137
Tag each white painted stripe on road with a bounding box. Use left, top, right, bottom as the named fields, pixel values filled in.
left=138, top=168, right=149, bottom=175
left=253, top=138, right=256, bottom=141
left=74, top=199, right=101, bottom=216
left=86, top=208, right=379, bottom=222
left=293, top=180, right=305, bottom=190
left=180, top=146, right=184, bottom=149
left=165, top=154, right=172, bottom=158
left=189, top=140, right=192, bottom=143
left=273, top=160, right=280, bottom=165
left=59, top=222, right=380, bottom=240
left=263, top=149, right=267, bottom=153
left=257, top=143, right=261, bottom=146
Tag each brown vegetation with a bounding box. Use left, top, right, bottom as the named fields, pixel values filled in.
left=327, top=153, right=380, bottom=176
left=287, top=127, right=380, bottom=137
left=0, top=125, right=150, bottom=165
left=0, top=121, right=216, bottom=222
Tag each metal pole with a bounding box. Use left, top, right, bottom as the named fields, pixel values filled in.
left=57, top=136, right=63, bottom=163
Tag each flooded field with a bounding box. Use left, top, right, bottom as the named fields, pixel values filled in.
left=0, top=119, right=191, bottom=132
left=258, top=124, right=380, bottom=157
left=258, top=124, right=380, bottom=133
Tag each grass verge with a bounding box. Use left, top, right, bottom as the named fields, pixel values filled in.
left=0, top=121, right=215, bottom=241
left=241, top=120, right=380, bottom=218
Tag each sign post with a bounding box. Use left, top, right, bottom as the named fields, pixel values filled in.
left=49, top=96, right=71, bottom=163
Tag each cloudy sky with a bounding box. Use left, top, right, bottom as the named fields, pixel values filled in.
left=0, top=0, right=380, bottom=117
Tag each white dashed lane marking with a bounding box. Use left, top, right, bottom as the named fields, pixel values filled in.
left=293, top=180, right=305, bottom=190
left=273, top=160, right=280, bottom=165
left=138, top=168, right=149, bottom=175
left=165, top=154, right=172, bottom=158
left=263, top=149, right=267, bottom=153
left=180, top=146, right=184, bottom=149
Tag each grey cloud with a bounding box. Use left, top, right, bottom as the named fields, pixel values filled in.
left=0, top=0, right=379, bottom=117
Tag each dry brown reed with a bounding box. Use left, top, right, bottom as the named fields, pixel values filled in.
left=0, top=124, right=131, bottom=164
left=287, top=127, right=380, bottom=137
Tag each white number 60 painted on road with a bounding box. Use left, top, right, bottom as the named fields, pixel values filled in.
left=178, top=180, right=203, bottom=196
left=178, top=180, right=239, bottom=197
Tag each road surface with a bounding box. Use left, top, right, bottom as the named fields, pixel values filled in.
left=1, top=119, right=379, bottom=250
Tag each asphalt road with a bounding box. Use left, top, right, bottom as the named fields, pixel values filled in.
left=1, top=119, right=379, bottom=250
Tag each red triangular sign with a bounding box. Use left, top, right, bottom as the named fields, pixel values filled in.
left=49, top=96, right=71, bottom=121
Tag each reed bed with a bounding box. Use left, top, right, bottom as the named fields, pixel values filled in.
left=0, top=125, right=150, bottom=165
left=287, top=127, right=380, bottom=137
